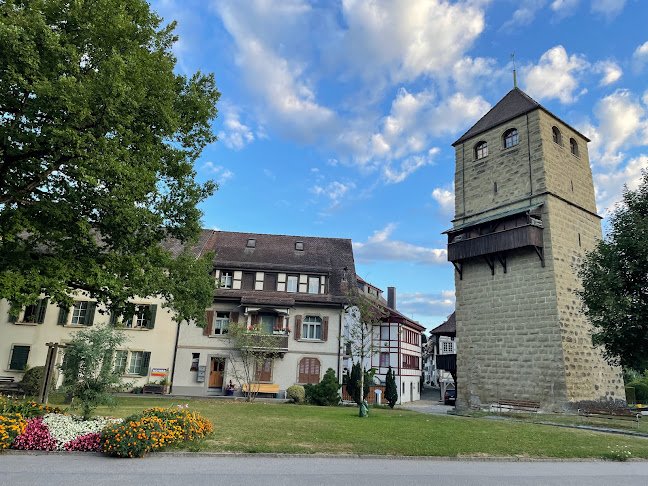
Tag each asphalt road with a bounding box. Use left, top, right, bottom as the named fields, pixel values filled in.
left=2, top=453, right=648, bottom=486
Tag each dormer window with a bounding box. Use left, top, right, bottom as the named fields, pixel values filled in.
left=475, top=141, right=488, bottom=160
left=295, top=242, right=304, bottom=251
left=503, top=129, right=518, bottom=148
left=570, top=138, right=579, bottom=157
left=552, top=126, right=562, bottom=146
left=246, top=238, right=256, bottom=248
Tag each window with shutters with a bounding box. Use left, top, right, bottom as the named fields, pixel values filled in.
left=121, top=304, right=157, bottom=330
left=298, top=357, right=321, bottom=384
left=259, top=314, right=275, bottom=334
left=255, top=359, right=272, bottom=382
left=59, top=301, right=97, bottom=327
left=9, top=345, right=30, bottom=370
left=213, top=312, right=229, bottom=335
left=9, top=298, right=48, bottom=324
left=286, top=275, right=298, bottom=293
left=220, top=271, right=233, bottom=289
left=302, top=316, right=322, bottom=340
left=128, top=351, right=144, bottom=374
left=114, top=350, right=128, bottom=374
left=71, top=301, right=89, bottom=325
left=308, top=276, right=320, bottom=294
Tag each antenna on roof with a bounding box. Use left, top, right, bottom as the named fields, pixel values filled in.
left=511, top=52, right=517, bottom=89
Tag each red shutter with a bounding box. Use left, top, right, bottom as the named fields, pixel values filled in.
left=204, top=310, right=214, bottom=336
left=313, top=358, right=320, bottom=382
left=230, top=312, right=239, bottom=324
left=251, top=314, right=259, bottom=327
left=294, top=315, right=302, bottom=340
left=298, top=358, right=321, bottom=384
left=277, top=315, right=284, bottom=328
left=322, top=316, right=329, bottom=341
left=299, top=358, right=306, bottom=382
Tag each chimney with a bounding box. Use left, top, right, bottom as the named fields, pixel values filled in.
left=387, top=287, right=396, bottom=310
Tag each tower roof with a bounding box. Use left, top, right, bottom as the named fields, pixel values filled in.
left=452, top=88, right=590, bottom=146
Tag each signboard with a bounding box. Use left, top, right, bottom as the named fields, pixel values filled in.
left=151, top=368, right=167, bottom=377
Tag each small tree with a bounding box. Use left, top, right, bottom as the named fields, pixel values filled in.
left=345, top=362, right=371, bottom=405
left=226, top=320, right=287, bottom=402
left=385, top=366, right=398, bottom=408
left=305, top=368, right=341, bottom=406
left=59, top=325, right=126, bottom=420
left=343, top=292, right=385, bottom=417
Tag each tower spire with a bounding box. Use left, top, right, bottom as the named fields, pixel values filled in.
left=511, top=52, right=517, bottom=88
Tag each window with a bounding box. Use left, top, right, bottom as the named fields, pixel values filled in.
left=114, top=350, right=128, bottom=374
left=9, top=298, right=48, bottom=324
left=129, top=351, right=145, bottom=375
left=123, top=304, right=156, bottom=329
left=220, top=272, right=233, bottom=289
left=308, top=276, right=320, bottom=294
left=552, top=126, right=562, bottom=145
left=213, top=312, right=230, bottom=335
left=475, top=141, right=488, bottom=159
left=70, top=301, right=89, bottom=325
left=302, top=316, right=322, bottom=340
left=9, top=345, right=30, bottom=370
left=380, top=326, right=390, bottom=340
left=298, top=357, right=321, bottom=384
left=503, top=128, right=518, bottom=148
left=286, top=275, right=298, bottom=293
left=260, top=314, right=276, bottom=334
left=246, top=238, right=256, bottom=248
left=295, top=242, right=304, bottom=251
left=380, top=352, right=390, bottom=367
left=570, top=138, right=579, bottom=157
left=190, top=353, right=200, bottom=372
left=402, top=354, right=419, bottom=370
left=442, top=341, right=454, bottom=354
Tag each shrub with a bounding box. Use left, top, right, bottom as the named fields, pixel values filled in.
left=12, top=416, right=58, bottom=450
left=286, top=385, right=305, bottom=404
left=0, top=413, right=28, bottom=450
left=385, top=367, right=398, bottom=409
left=629, top=381, right=648, bottom=402
left=305, top=368, right=341, bottom=406
left=19, top=366, right=46, bottom=397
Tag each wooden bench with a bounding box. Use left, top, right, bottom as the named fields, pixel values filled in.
left=242, top=383, right=280, bottom=396
left=0, top=376, right=23, bottom=396
left=497, top=399, right=540, bottom=413
left=142, top=384, right=164, bottom=395
left=578, top=407, right=642, bottom=427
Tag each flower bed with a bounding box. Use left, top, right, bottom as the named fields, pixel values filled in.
left=0, top=395, right=64, bottom=418
left=0, top=413, right=28, bottom=450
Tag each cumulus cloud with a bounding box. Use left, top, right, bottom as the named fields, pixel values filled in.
left=501, top=0, right=548, bottom=31
left=632, top=41, right=648, bottom=72
left=311, top=181, right=356, bottom=211
left=217, top=109, right=255, bottom=150
left=522, top=46, right=589, bottom=104
left=431, top=185, right=455, bottom=215
left=593, top=89, right=647, bottom=155
left=550, top=0, right=580, bottom=16
left=593, top=60, right=622, bottom=86
left=591, top=0, right=626, bottom=17
left=353, top=224, right=447, bottom=265
left=397, top=291, right=456, bottom=318
left=594, top=155, right=648, bottom=215
left=201, top=162, right=234, bottom=185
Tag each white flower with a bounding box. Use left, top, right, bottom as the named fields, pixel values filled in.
left=42, top=414, right=123, bottom=451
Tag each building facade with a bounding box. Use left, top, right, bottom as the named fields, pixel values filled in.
left=447, top=88, right=623, bottom=411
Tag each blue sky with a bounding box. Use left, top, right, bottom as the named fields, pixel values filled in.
left=151, top=0, right=648, bottom=331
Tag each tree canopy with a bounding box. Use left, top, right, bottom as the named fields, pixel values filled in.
left=0, top=0, right=220, bottom=324
left=578, top=171, right=648, bottom=371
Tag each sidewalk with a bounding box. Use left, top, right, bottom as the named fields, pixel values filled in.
left=398, top=386, right=455, bottom=415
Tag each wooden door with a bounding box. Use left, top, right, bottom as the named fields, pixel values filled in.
left=255, top=359, right=272, bottom=382
left=209, top=358, right=225, bottom=387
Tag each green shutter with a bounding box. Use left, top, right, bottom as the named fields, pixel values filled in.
left=8, top=304, right=19, bottom=323
left=36, top=298, right=48, bottom=324
left=57, top=306, right=70, bottom=326
left=147, top=305, right=157, bottom=329
left=139, top=351, right=151, bottom=376
left=85, top=302, right=97, bottom=326
left=109, top=312, right=118, bottom=327
left=9, top=345, right=30, bottom=370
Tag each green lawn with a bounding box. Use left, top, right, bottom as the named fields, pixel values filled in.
left=75, top=396, right=648, bottom=459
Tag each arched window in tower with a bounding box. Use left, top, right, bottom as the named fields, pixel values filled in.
left=475, top=141, right=488, bottom=160
left=570, top=138, right=579, bottom=157
left=503, top=128, right=518, bottom=148
left=552, top=126, right=562, bottom=146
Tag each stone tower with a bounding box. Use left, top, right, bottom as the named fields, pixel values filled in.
left=446, top=88, right=623, bottom=411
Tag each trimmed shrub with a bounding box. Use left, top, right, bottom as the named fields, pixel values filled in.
left=19, top=366, right=45, bottom=397
left=629, top=381, right=648, bottom=402
left=286, top=385, right=305, bottom=404
left=385, top=367, right=398, bottom=409
left=305, top=368, right=341, bottom=406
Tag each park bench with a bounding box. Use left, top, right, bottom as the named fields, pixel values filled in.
left=142, top=384, right=164, bottom=394
left=578, top=407, right=642, bottom=428
left=0, top=376, right=23, bottom=396
left=497, top=399, right=540, bottom=413
left=242, top=383, right=280, bottom=397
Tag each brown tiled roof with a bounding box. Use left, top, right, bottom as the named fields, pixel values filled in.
left=429, top=312, right=456, bottom=336
left=205, top=231, right=356, bottom=303
left=161, top=229, right=215, bottom=258
left=452, top=88, right=589, bottom=146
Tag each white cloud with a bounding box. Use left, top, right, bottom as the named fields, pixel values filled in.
left=217, top=109, right=255, bottom=150
left=593, top=60, right=622, bottom=86
left=397, top=291, right=456, bottom=317
left=590, top=0, right=626, bottom=17
left=593, top=89, right=647, bottom=155
left=594, top=155, right=648, bottom=215
left=201, top=162, right=234, bottom=185
left=550, top=0, right=580, bottom=16
left=353, top=224, right=447, bottom=265
left=501, top=0, right=548, bottom=31
left=632, top=41, right=648, bottom=72
left=384, top=150, right=439, bottom=184
left=451, top=56, right=503, bottom=93
left=311, top=181, right=356, bottom=211
left=522, top=46, right=589, bottom=104
left=431, top=185, right=455, bottom=214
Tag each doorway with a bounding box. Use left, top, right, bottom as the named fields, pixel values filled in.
left=209, top=358, right=225, bottom=388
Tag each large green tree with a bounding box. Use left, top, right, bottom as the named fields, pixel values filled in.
left=0, top=0, right=220, bottom=324
left=578, top=172, right=648, bottom=371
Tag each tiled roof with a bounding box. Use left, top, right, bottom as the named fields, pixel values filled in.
left=429, top=312, right=456, bottom=336
left=452, top=88, right=589, bottom=146
left=161, top=229, right=215, bottom=258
